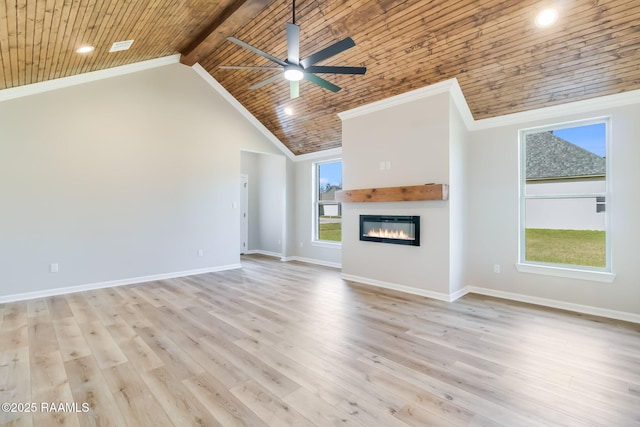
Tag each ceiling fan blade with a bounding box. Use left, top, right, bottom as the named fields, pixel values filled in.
left=286, top=23, right=300, bottom=64
left=300, top=37, right=356, bottom=68
left=227, top=37, right=288, bottom=67
left=290, top=80, right=299, bottom=99
left=249, top=73, right=284, bottom=90
left=304, top=66, right=366, bottom=74
left=304, top=73, right=341, bottom=93
left=219, top=65, right=282, bottom=70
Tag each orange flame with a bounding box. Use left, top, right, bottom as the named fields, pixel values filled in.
left=366, top=228, right=412, bottom=240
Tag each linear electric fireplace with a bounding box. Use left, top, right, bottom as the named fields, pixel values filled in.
left=360, top=215, right=420, bottom=246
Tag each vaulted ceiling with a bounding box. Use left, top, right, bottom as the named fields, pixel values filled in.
left=1, top=0, right=639, bottom=155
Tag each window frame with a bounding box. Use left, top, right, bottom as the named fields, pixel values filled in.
left=517, top=117, right=615, bottom=282
left=312, top=159, right=342, bottom=246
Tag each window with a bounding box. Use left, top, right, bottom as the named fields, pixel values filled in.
left=519, top=119, right=610, bottom=274
left=314, top=160, right=342, bottom=243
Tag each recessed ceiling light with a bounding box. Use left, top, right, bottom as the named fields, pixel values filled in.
left=284, top=107, right=294, bottom=115
left=76, top=45, right=95, bottom=54
left=535, top=8, right=559, bottom=27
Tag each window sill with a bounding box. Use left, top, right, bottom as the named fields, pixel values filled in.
left=311, top=240, right=342, bottom=249
left=515, top=263, right=615, bottom=283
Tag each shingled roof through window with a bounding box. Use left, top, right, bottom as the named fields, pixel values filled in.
left=526, top=132, right=606, bottom=180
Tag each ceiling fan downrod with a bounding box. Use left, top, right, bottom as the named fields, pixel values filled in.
left=219, top=0, right=366, bottom=99
left=292, top=0, right=296, bottom=25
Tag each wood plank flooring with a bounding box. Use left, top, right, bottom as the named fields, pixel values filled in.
left=1, top=254, right=639, bottom=426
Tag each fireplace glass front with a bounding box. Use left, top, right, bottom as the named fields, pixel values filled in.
left=359, top=215, right=420, bottom=246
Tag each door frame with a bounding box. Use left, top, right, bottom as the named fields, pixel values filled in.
left=240, top=174, right=249, bottom=254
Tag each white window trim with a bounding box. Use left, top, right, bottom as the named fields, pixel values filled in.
left=515, top=263, right=615, bottom=283
left=517, top=117, right=614, bottom=281
left=312, top=159, right=342, bottom=245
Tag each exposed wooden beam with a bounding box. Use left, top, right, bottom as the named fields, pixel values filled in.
left=180, top=0, right=273, bottom=66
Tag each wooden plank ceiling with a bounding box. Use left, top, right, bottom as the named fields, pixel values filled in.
left=1, top=0, right=639, bottom=155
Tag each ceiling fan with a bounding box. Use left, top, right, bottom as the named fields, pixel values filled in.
left=219, top=0, right=366, bottom=99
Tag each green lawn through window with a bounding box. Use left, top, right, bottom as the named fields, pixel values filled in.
left=525, top=228, right=605, bottom=268
left=319, top=222, right=342, bottom=241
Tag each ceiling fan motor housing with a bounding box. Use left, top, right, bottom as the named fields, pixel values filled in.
left=220, top=0, right=366, bottom=98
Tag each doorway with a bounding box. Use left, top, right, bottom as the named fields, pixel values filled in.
left=240, top=174, right=248, bottom=254
left=240, top=151, right=286, bottom=257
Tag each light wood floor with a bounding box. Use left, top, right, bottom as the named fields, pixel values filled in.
left=1, top=255, right=639, bottom=426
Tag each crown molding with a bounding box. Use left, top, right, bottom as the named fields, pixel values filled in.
left=448, top=78, right=475, bottom=129
left=293, top=147, right=342, bottom=162
left=338, top=78, right=460, bottom=121
left=338, top=76, right=640, bottom=134
left=0, top=54, right=181, bottom=102
left=471, top=89, right=640, bottom=130
left=191, top=63, right=295, bottom=160
left=6, top=56, right=639, bottom=156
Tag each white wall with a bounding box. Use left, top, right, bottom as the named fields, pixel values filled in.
left=255, top=153, right=286, bottom=255
left=284, top=157, right=296, bottom=260
left=241, top=152, right=260, bottom=250
left=449, top=98, right=469, bottom=295
left=336, top=80, right=639, bottom=319
left=341, top=92, right=459, bottom=298
left=241, top=151, right=287, bottom=256
left=260, top=155, right=286, bottom=256
left=3, top=60, right=638, bottom=320
left=466, top=103, right=640, bottom=316
left=0, top=63, right=282, bottom=299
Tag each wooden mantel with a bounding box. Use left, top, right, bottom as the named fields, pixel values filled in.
left=335, top=184, right=448, bottom=203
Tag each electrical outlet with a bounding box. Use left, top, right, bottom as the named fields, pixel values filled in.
left=50, top=263, right=59, bottom=273
left=198, top=249, right=204, bottom=257
left=493, top=264, right=501, bottom=273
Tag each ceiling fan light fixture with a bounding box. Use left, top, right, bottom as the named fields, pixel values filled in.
left=284, top=66, right=304, bottom=81
left=220, top=0, right=364, bottom=98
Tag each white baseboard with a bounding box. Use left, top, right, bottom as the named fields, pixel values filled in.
left=0, top=264, right=242, bottom=304
left=281, top=256, right=342, bottom=269
left=449, top=286, right=470, bottom=301
left=464, top=286, right=640, bottom=324
left=337, top=276, right=639, bottom=323
left=341, top=274, right=458, bottom=302
left=244, top=249, right=283, bottom=258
